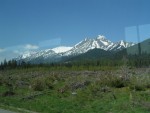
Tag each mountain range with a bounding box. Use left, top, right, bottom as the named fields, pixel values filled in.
left=16, top=35, right=150, bottom=64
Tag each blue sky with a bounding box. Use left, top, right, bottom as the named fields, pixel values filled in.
left=0, top=0, right=150, bottom=61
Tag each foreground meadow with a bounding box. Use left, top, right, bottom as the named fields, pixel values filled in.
left=0, top=66, right=150, bottom=113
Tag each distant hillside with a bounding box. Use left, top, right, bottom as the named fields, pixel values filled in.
left=126, top=38, right=150, bottom=55
left=63, top=38, right=150, bottom=64
left=63, top=48, right=114, bottom=62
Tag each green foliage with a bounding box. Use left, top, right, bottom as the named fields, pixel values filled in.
left=110, top=77, right=126, bottom=88
left=31, top=75, right=57, bottom=91
left=134, top=84, right=146, bottom=91
left=0, top=75, right=3, bottom=86
left=45, top=76, right=56, bottom=89
left=31, top=77, right=47, bottom=91
left=129, top=76, right=148, bottom=91
left=0, top=67, right=150, bottom=113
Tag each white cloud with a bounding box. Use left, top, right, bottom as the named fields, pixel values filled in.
left=0, top=48, right=5, bottom=52
left=24, top=44, right=39, bottom=50
left=0, top=44, right=39, bottom=62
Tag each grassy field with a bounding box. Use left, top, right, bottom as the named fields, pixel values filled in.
left=0, top=66, right=150, bottom=113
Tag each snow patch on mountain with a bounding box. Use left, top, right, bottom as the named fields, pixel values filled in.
left=18, top=51, right=36, bottom=59
left=52, top=46, right=73, bottom=53
left=64, top=35, right=116, bottom=55
left=97, top=35, right=105, bottom=40
left=16, top=35, right=135, bottom=62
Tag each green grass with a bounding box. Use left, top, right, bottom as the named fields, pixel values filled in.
left=0, top=67, right=150, bottom=113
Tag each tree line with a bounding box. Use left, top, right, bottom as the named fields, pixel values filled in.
left=0, top=54, right=150, bottom=70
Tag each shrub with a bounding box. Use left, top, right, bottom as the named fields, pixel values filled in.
left=110, top=78, right=126, bottom=88
left=129, top=84, right=146, bottom=91
left=134, top=85, right=146, bottom=91
left=146, top=83, right=150, bottom=88
left=98, top=75, right=129, bottom=88
left=31, top=77, right=47, bottom=91
left=2, top=91, right=15, bottom=97
left=129, top=75, right=148, bottom=91
left=31, top=76, right=55, bottom=91
left=45, top=76, right=54, bottom=89
left=0, top=76, right=2, bottom=86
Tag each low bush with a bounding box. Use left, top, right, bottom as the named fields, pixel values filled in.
left=31, top=76, right=55, bottom=91
left=31, top=77, right=47, bottom=91
left=110, top=77, right=126, bottom=88
left=45, top=76, right=54, bottom=89
left=146, top=83, right=150, bottom=88
left=0, top=76, right=2, bottom=86
left=96, top=75, right=129, bottom=88
left=129, top=84, right=146, bottom=91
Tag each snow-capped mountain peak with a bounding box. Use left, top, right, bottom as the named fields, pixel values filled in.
left=21, top=52, right=32, bottom=59
left=97, top=35, right=106, bottom=40
left=52, top=46, right=73, bottom=53
left=119, top=40, right=126, bottom=47
left=18, top=51, right=36, bottom=59
left=16, top=35, right=135, bottom=63
left=84, top=38, right=88, bottom=41
left=96, top=35, right=112, bottom=46
left=64, top=35, right=114, bottom=55
left=117, top=40, right=135, bottom=48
